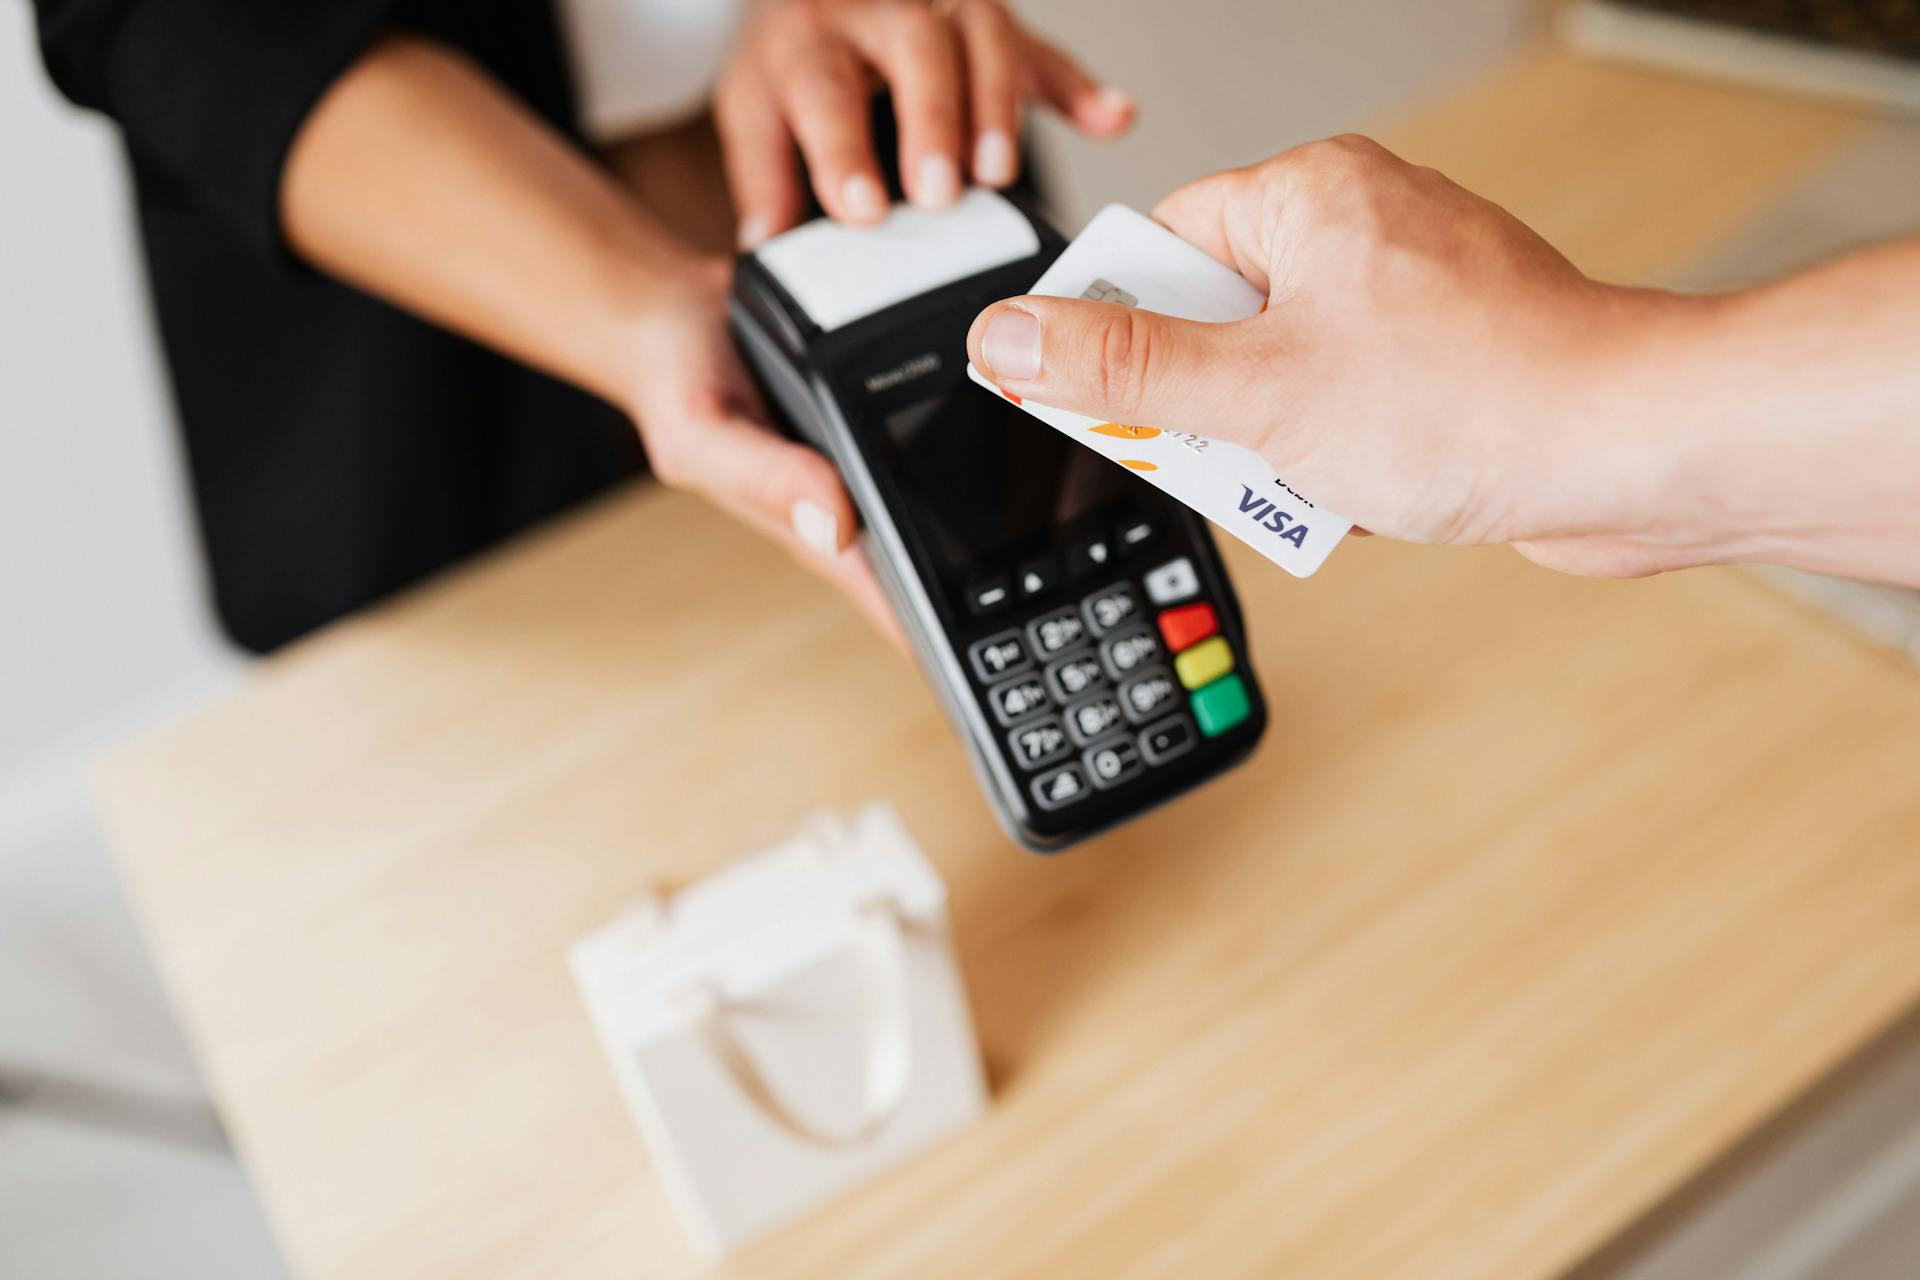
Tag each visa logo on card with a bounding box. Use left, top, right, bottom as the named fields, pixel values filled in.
left=966, top=205, right=1350, bottom=578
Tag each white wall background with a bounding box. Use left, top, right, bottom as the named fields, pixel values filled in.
left=1026, top=0, right=1540, bottom=226
left=1, top=5, right=263, bottom=1274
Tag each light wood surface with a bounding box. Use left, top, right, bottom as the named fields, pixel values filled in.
left=94, top=44, right=1920, bottom=1280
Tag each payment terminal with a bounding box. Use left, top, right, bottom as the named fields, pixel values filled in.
left=729, top=189, right=1266, bottom=852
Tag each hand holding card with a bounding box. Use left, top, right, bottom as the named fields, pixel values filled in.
left=965, top=205, right=1351, bottom=578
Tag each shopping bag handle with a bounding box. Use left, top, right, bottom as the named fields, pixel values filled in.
left=682, top=903, right=913, bottom=1150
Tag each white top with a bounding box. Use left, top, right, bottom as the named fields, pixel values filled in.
left=556, top=0, right=753, bottom=141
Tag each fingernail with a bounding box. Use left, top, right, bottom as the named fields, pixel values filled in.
left=1091, top=87, right=1136, bottom=127
left=914, top=154, right=960, bottom=209
left=842, top=174, right=887, bottom=222
left=736, top=213, right=771, bottom=251
left=981, top=305, right=1040, bottom=382
left=790, top=498, right=840, bottom=556
left=973, top=130, right=1017, bottom=187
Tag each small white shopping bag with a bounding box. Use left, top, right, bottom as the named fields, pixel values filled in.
left=569, top=804, right=987, bottom=1258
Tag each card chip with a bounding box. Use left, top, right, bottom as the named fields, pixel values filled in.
left=1081, top=278, right=1138, bottom=308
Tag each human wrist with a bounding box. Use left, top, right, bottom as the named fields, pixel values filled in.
left=1491, top=283, right=1706, bottom=552
left=1601, top=282, right=1896, bottom=577
left=1616, top=288, right=1791, bottom=568
left=596, top=234, right=723, bottom=414
left=1515, top=284, right=1791, bottom=570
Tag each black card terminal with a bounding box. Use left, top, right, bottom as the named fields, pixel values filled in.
left=729, top=190, right=1266, bottom=852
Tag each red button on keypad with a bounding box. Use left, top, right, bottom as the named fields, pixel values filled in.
left=1158, top=602, right=1218, bottom=652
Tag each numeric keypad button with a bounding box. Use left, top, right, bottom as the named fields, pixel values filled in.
left=968, top=630, right=1030, bottom=683
left=1139, top=715, right=1197, bottom=765
left=1045, top=650, right=1106, bottom=702
left=1064, top=691, right=1125, bottom=745
left=1118, top=667, right=1179, bottom=723
left=1007, top=717, right=1071, bottom=770
left=1031, top=764, right=1091, bottom=810
left=1100, top=627, right=1161, bottom=680
left=1027, top=607, right=1087, bottom=657
left=1081, top=583, right=1138, bottom=636
left=1083, top=737, right=1144, bottom=789
left=988, top=673, right=1051, bottom=726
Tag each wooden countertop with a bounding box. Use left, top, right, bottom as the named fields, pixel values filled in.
left=94, top=44, right=1920, bottom=1280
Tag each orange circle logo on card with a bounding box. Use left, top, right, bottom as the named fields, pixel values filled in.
left=1119, top=459, right=1157, bottom=471
left=1091, top=422, right=1159, bottom=440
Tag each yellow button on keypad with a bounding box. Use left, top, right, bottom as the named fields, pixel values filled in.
left=1174, top=635, right=1234, bottom=690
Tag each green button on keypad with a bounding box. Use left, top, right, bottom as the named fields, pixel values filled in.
left=1190, top=673, right=1251, bottom=737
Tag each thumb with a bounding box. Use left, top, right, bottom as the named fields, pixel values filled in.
left=966, top=296, right=1256, bottom=435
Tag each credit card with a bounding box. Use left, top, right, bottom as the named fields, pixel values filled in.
left=966, top=204, right=1350, bottom=577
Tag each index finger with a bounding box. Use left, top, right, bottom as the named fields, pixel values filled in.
left=844, top=3, right=965, bottom=210
left=772, top=17, right=890, bottom=224
left=1150, top=166, right=1277, bottom=295
left=715, top=69, right=806, bottom=248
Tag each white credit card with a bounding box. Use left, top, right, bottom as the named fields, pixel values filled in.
left=966, top=204, right=1350, bottom=578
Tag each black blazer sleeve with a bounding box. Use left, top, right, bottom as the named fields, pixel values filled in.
left=32, top=0, right=402, bottom=263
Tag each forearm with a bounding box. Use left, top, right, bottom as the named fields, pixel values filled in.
left=282, top=34, right=691, bottom=410
left=1631, top=240, right=1920, bottom=586
left=603, top=117, right=738, bottom=256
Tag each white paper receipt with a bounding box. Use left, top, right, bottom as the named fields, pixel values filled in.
left=966, top=205, right=1350, bottom=578
left=758, top=188, right=1039, bottom=333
